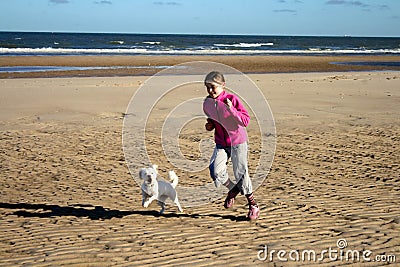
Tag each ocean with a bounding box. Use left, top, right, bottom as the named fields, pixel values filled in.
left=1, top=31, right=400, bottom=56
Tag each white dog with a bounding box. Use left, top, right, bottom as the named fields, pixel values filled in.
left=139, top=165, right=183, bottom=214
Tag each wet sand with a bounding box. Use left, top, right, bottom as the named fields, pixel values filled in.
left=0, top=58, right=399, bottom=266
left=1, top=55, right=400, bottom=78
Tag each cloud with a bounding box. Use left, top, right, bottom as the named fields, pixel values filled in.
left=277, top=0, right=303, bottom=3
left=379, top=5, right=390, bottom=10
left=94, top=0, right=112, bottom=4
left=325, top=0, right=369, bottom=8
left=326, top=0, right=346, bottom=4
left=273, top=9, right=297, bottom=13
left=153, top=1, right=181, bottom=6
left=49, top=0, right=70, bottom=4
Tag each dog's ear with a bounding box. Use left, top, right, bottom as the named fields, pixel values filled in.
left=168, top=170, right=177, bottom=178
left=167, top=170, right=174, bottom=180
left=152, top=164, right=158, bottom=173
left=139, top=168, right=146, bottom=179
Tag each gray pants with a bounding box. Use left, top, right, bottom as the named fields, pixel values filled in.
left=209, top=142, right=253, bottom=195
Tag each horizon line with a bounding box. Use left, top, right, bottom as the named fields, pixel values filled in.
left=1, top=30, right=399, bottom=38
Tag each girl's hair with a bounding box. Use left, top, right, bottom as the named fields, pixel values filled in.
left=204, top=71, right=225, bottom=85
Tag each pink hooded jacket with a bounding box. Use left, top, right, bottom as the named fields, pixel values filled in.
left=203, top=90, right=250, bottom=147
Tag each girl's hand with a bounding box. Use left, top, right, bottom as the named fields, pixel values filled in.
left=205, top=118, right=215, bottom=131
left=224, top=98, right=232, bottom=109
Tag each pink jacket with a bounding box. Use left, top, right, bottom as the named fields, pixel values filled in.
left=203, top=90, right=250, bottom=147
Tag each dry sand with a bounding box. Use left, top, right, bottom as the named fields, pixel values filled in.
left=0, top=57, right=399, bottom=266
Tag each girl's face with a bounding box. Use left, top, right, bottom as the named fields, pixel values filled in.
left=205, top=82, right=224, bottom=98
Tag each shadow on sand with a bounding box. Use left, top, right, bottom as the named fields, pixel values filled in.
left=0, top=202, right=248, bottom=222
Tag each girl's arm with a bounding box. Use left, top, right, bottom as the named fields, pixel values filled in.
left=205, top=118, right=215, bottom=131
left=227, top=96, right=250, bottom=127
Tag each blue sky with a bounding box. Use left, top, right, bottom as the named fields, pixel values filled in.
left=0, top=0, right=399, bottom=36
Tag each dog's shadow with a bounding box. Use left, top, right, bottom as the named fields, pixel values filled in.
left=0, top=203, right=248, bottom=222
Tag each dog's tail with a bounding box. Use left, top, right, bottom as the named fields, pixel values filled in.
left=168, top=170, right=179, bottom=188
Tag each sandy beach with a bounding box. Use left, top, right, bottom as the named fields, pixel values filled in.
left=0, top=56, right=399, bottom=266
left=1, top=55, right=400, bottom=78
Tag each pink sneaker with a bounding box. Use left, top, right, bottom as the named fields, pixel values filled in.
left=248, top=205, right=260, bottom=220
left=224, top=194, right=235, bottom=209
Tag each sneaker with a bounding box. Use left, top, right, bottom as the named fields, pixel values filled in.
left=224, top=193, right=235, bottom=209
left=248, top=205, right=260, bottom=220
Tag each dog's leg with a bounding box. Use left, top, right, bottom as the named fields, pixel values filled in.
left=142, top=194, right=149, bottom=207
left=143, top=195, right=157, bottom=208
left=158, top=195, right=168, bottom=214
left=174, top=198, right=183, bottom=213
left=158, top=201, right=166, bottom=214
